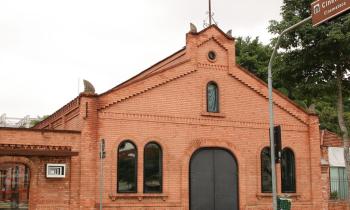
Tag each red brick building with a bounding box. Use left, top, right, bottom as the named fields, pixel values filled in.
left=0, top=25, right=326, bottom=209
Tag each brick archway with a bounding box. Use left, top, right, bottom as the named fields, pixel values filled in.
left=190, top=148, right=238, bottom=210
left=0, top=156, right=38, bottom=210
left=180, top=139, right=247, bottom=210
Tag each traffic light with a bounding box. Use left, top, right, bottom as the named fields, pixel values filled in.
left=100, top=139, right=106, bottom=159
left=274, top=125, right=282, bottom=163
left=269, top=125, right=282, bottom=163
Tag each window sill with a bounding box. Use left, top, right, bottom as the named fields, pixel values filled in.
left=201, top=112, right=225, bottom=118
left=256, top=193, right=301, bottom=200
left=109, top=193, right=168, bottom=201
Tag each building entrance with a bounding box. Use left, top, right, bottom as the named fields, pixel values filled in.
left=190, top=148, right=238, bottom=210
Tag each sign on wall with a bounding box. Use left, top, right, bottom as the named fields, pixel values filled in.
left=46, top=164, right=66, bottom=178
left=311, top=0, right=350, bottom=26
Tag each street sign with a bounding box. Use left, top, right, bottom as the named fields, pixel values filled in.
left=311, top=0, right=350, bottom=26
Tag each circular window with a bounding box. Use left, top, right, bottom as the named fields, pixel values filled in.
left=208, top=51, right=217, bottom=62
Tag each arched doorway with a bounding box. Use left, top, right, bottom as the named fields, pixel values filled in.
left=0, top=163, right=30, bottom=209
left=190, top=148, right=238, bottom=210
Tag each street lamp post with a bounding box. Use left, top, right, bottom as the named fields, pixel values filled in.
left=267, top=16, right=312, bottom=210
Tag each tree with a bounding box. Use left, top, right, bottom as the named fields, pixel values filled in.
left=269, top=0, right=350, bottom=202
left=30, top=115, right=49, bottom=127
left=235, top=37, right=272, bottom=82
left=235, top=35, right=300, bottom=99
left=235, top=35, right=350, bottom=134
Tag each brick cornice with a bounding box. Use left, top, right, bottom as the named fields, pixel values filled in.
left=0, top=144, right=78, bottom=156
left=197, top=36, right=228, bottom=51
left=33, top=96, right=80, bottom=129
left=98, top=67, right=197, bottom=111
left=99, top=112, right=308, bottom=131
left=197, top=63, right=228, bottom=71
left=0, top=127, right=81, bottom=134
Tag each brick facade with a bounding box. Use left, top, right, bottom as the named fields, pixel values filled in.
left=320, top=130, right=349, bottom=210
left=0, top=25, right=328, bottom=209
left=0, top=128, right=80, bottom=209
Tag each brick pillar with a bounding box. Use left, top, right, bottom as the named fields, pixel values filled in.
left=320, top=161, right=330, bottom=210
left=70, top=156, right=80, bottom=210
left=308, top=114, right=323, bottom=210
left=79, top=93, right=98, bottom=209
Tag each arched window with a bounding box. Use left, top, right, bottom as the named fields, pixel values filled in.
left=281, top=148, right=296, bottom=193
left=261, top=147, right=272, bottom=193
left=207, top=82, right=219, bottom=113
left=144, top=142, right=162, bottom=193
left=117, top=140, right=137, bottom=193
left=0, top=163, right=30, bottom=208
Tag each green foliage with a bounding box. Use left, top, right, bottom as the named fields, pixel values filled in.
left=30, top=115, right=49, bottom=127
left=268, top=0, right=350, bottom=134
left=234, top=0, right=350, bottom=134
left=235, top=37, right=272, bottom=82
left=330, top=191, right=338, bottom=200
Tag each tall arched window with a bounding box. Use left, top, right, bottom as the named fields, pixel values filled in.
left=261, top=147, right=272, bottom=193
left=144, top=142, right=162, bottom=193
left=207, top=82, right=219, bottom=113
left=117, top=140, right=137, bottom=193
left=281, top=148, right=296, bottom=193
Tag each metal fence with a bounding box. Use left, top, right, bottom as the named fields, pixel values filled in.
left=330, top=178, right=348, bottom=200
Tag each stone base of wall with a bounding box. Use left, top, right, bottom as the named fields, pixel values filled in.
left=329, top=201, right=349, bottom=210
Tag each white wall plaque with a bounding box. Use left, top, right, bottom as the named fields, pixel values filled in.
left=46, top=164, right=66, bottom=178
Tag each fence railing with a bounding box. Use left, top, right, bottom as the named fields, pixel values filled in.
left=330, top=178, right=348, bottom=200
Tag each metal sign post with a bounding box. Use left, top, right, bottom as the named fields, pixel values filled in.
left=268, top=16, right=312, bottom=210
left=99, top=139, right=106, bottom=210
left=268, top=2, right=349, bottom=209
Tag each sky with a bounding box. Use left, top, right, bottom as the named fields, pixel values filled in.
left=0, top=0, right=283, bottom=118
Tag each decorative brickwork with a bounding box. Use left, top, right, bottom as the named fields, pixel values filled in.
left=0, top=25, right=327, bottom=209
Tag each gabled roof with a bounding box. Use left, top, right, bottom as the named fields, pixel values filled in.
left=95, top=24, right=313, bottom=123
left=99, top=25, right=233, bottom=97
left=35, top=24, right=315, bottom=128
left=99, top=47, right=187, bottom=97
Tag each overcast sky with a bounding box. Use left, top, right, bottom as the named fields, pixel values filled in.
left=0, top=0, right=283, bottom=118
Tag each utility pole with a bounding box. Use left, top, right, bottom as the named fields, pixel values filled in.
left=268, top=16, right=311, bottom=210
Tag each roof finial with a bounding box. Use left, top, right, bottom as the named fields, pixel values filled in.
left=83, top=79, right=95, bottom=94
left=190, top=23, right=198, bottom=33
left=226, top=29, right=233, bottom=38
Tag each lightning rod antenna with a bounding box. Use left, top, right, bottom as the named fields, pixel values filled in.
left=209, top=0, right=212, bottom=25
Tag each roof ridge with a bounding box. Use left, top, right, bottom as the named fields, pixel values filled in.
left=191, top=24, right=235, bottom=41
left=99, top=47, right=186, bottom=97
